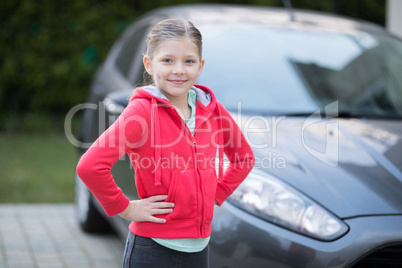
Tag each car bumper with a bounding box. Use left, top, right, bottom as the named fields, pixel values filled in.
left=210, top=202, right=402, bottom=268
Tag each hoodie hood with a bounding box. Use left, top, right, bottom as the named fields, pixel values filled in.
left=136, top=85, right=214, bottom=108
left=130, top=84, right=224, bottom=186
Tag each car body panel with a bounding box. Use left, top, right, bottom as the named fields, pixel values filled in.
left=239, top=114, right=402, bottom=218
left=210, top=202, right=402, bottom=267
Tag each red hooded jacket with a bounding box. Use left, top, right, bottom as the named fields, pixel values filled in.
left=76, top=84, right=255, bottom=239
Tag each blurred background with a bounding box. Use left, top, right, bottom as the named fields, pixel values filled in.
left=0, top=0, right=397, bottom=203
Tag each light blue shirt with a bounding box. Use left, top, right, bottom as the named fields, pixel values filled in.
left=152, top=89, right=210, bottom=252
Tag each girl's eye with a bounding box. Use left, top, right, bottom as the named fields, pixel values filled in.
left=185, top=59, right=195, bottom=64
left=162, top=59, right=172, bottom=63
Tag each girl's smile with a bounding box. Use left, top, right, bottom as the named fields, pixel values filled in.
left=143, top=38, right=205, bottom=107
left=168, top=79, right=187, bottom=85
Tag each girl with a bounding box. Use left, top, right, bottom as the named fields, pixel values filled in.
left=76, top=19, right=255, bottom=268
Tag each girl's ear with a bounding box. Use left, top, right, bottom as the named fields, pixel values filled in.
left=197, top=58, right=205, bottom=77
left=143, top=55, right=153, bottom=75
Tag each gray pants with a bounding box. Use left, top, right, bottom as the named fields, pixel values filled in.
left=123, top=231, right=209, bottom=268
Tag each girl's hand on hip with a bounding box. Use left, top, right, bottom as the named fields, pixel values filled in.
left=118, top=195, right=174, bottom=223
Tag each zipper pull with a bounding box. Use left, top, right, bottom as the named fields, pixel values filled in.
left=192, top=136, right=197, bottom=146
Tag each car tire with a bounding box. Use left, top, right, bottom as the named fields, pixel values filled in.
left=75, top=172, right=112, bottom=233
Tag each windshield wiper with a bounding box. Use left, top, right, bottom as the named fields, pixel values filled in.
left=264, top=110, right=402, bottom=120
left=237, top=108, right=402, bottom=120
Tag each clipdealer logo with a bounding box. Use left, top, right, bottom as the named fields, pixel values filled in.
left=65, top=100, right=340, bottom=168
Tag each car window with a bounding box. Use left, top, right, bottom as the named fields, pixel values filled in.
left=197, top=24, right=402, bottom=118
left=115, top=25, right=148, bottom=80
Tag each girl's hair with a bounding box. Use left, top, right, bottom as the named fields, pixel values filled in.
left=142, top=18, right=203, bottom=85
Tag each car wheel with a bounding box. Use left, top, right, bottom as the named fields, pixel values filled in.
left=75, top=172, right=111, bottom=233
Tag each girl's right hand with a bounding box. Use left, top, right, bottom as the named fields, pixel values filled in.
left=118, top=195, right=174, bottom=224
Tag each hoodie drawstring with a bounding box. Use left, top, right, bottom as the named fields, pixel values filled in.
left=151, top=98, right=162, bottom=186
left=151, top=96, right=223, bottom=185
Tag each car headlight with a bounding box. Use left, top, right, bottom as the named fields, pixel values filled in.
left=229, top=171, right=349, bottom=241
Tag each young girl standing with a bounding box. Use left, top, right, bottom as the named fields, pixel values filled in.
left=76, top=19, right=255, bottom=268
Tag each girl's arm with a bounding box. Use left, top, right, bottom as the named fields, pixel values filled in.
left=214, top=102, right=255, bottom=206
left=76, top=100, right=174, bottom=220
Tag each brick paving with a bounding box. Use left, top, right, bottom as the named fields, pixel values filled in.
left=0, top=204, right=125, bottom=268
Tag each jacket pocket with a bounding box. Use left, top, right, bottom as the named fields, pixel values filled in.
left=201, top=168, right=218, bottom=223
left=165, top=170, right=178, bottom=203
left=165, top=169, right=198, bottom=220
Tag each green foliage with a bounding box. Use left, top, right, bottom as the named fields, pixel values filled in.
left=0, top=1, right=142, bottom=131
left=328, top=0, right=386, bottom=26
left=0, top=0, right=385, bottom=133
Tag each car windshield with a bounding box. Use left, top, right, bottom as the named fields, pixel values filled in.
left=197, top=23, right=402, bottom=118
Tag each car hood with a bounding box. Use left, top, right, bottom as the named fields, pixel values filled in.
left=240, top=114, right=402, bottom=218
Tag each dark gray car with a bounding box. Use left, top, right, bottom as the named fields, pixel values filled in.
left=73, top=4, right=402, bottom=267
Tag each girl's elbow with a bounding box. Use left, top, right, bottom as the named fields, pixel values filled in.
left=243, top=153, right=256, bottom=172
left=76, top=160, right=88, bottom=180
left=76, top=156, right=96, bottom=181
left=76, top=157, right=111, bottom=182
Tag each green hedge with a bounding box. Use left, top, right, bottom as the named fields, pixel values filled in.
left=0, top=0, right=385, bottom=132
left=0, top=1, right=142, bottom=128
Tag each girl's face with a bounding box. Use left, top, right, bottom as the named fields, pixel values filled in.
left=143, top=38, right=205, bottom=102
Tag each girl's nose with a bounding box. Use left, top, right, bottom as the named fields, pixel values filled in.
left=173, top=63, right=185, bottom=74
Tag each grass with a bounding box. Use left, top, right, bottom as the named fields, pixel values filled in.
left=0, top=132, right=79, bottom=203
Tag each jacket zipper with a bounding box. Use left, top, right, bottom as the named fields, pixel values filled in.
left=192, top=136, right=204, bottom=238
left=170, top=105, right=205, bottom=237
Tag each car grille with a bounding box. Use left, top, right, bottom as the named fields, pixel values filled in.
left=351, top=244, right=402, bottom=268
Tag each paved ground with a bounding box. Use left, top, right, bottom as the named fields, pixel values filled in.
left=0, top=204, right=125, bottom=268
